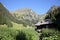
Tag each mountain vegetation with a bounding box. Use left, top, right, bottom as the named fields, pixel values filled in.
left=39, top=6, right=60, bottom=40
left=45, top=5, right=60, bottom=30
left=0, top=2, right=60, bottom=40
left=0, top=3, right=12, bottom=27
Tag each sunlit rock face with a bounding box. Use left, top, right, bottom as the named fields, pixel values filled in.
left=12, top=8, right=43, bottom=26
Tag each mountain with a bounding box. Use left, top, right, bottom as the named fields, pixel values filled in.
left=45, top=5, right=60, bottom=20
left=0, top=3, right=20, bottom=27
left=45, top=5, right=60, bottom=30
left=12, top=8, right=42, bottom=26
left=0, top=2, right=41, bottom=27
left=0, top=2, right=46, bottom=27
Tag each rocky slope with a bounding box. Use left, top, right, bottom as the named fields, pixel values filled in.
left=12, top=8, right=42, bottom=26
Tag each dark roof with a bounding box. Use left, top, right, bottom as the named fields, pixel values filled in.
left=35, top=19, right=53, bottom=26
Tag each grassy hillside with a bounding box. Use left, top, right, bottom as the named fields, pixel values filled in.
left=0, top=3, right=21, bottom=27
left=0, top=3, right=12, bottom=27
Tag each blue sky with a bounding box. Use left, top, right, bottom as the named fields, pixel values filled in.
left=0, top=0, right=60, bottom=14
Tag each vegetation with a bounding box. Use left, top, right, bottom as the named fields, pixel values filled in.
left=39, top=28, right=60, bottom=40
left=0, top=2, right=60, bottom=40
left=0, top=23, right=38, bottom=40
left=45, top=6, right=60, bottom=30
left=39, top=6, right=60, bottom=40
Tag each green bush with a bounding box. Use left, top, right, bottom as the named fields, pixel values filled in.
left=39, top=28, right=60, bottom=40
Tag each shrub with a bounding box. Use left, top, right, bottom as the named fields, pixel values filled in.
left=39, top=28, right=60, bottom=40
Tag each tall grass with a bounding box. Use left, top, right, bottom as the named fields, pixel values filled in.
left=0, top=22, right=38, bottom=40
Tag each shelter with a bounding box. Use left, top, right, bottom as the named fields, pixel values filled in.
left=35, top=19, right=56, bottom=32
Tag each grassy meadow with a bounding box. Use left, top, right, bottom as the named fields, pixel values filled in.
left=0, top=22, right=39, bottom=40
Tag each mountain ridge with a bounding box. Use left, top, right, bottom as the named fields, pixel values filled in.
left=12, top=8, right=41, bottom=26
left=0, top=2, right=46, bottom=27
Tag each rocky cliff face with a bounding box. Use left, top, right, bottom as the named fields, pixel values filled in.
left=12, top=8, right=42, bottom=26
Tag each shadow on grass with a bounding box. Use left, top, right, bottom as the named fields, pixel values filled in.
left=16, top=31, right=27, bottom=40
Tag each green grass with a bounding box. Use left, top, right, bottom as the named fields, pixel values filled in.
left=0, top=22, right=38, bottom=40
left=12, top=22, right=38, bottom=40
left=0, top=22, right=60, bottom=40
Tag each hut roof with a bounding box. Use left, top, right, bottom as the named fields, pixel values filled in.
left=35, top=19, right=53, bottom=26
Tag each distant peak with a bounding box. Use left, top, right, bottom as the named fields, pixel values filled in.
left=17, top=8, right=32, bottom=11
left=14, top=8, right=33, bottom=12
left=24, top=8, right=31, bottom=10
